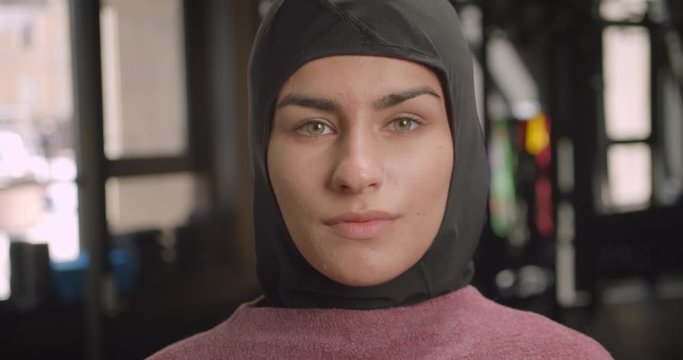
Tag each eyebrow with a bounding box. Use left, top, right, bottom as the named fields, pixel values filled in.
left=276, top=86, right=441, bottom=112
left=372, top=86, right=441, bottom=109
left=276, top=95, right=340, bottom=112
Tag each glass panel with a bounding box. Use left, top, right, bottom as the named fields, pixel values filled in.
left=460, top=5, right=483, bottom=48
left=106, top=173, right=197, bottom=233
left=600, top=0, right=649, bottom=22
left=0, top=0, right=79, bottom=271
left=0, top=233, right=9, bottom=301
left=655, top=69, right=683, bottom=204
left=556, top=201, right=576, bottom=306
left=603, top=26, right=651, bottom=140
left=557, top=138, right=575, bottom=193
left=607, top=143, right=651, bottom=211
left=100, top=0, right=188, bottom=159
left=487, top=33, right=540, bottom=120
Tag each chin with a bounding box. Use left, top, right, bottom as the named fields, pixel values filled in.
left=301, top=229, right=422, bottom=287
left=323, top=264, right=404, bottom=287
left=331, top=275, right=392, bottom=287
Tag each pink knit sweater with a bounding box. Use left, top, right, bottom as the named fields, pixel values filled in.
left=149, top=286, right=612, bottom=359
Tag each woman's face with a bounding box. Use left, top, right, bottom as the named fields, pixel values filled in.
left=268, top=56, right=453, bottom=287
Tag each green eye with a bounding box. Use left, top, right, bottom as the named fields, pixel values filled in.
left=391, top=118, right=418, bottom=133
left=298, top=120, right=332, bottom=136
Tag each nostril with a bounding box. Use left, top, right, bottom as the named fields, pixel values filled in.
left=332, top=175, right=381, bottom=194
left=330, top=151, right=383, bottom=194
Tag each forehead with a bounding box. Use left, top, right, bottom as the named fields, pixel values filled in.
left=277, top=55, right=444, bottom=102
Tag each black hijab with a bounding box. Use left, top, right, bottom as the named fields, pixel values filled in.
left=249, top=0, right=489, bottom=309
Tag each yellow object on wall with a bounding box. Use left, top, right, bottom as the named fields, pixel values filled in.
left=525, top=113, right=550, bottom=156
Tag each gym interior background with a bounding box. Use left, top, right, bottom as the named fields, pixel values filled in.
left=1, top=0, right=682, bottom=358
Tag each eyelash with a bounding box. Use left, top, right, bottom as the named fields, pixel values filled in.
left=389, top=115, right=423, bottom=133
left=295, top=119, right=334, bottom=136
left=294, top=115, right=424, bottom=137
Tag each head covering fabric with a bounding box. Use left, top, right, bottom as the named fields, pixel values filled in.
left=248, top=0, right=489, bottom=309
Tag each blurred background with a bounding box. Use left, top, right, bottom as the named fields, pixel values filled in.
left=0, top=0, right=681, bottom=358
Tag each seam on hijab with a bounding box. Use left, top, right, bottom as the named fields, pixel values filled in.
left=317, top=0, right=388, bottom=44
left=418, top=259, right=434, bottom=298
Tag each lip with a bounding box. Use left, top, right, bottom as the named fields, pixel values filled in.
left=323, top=211, right=398, bottom=240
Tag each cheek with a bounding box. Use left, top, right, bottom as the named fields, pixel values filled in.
left=267, top=138, right=326, bottom=232
left=389, top=136, right=453, bottom=206
left=388, top=134, right=453, bottom=248
left=268, top=138, right=336, bottom=274
left=268, top=140, right=306, bottom=214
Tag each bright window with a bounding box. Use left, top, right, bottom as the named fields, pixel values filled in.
left=607, top=143, right=652, bottom=210
left=101, top=0, right=188, bottom=159
left=603, top=26, right=651, bottom=141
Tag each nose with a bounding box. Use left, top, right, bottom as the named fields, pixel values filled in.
left=330, top=131, right=383, bottom=194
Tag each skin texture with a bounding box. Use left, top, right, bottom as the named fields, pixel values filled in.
left=268, top=56, right=453, bottom=287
